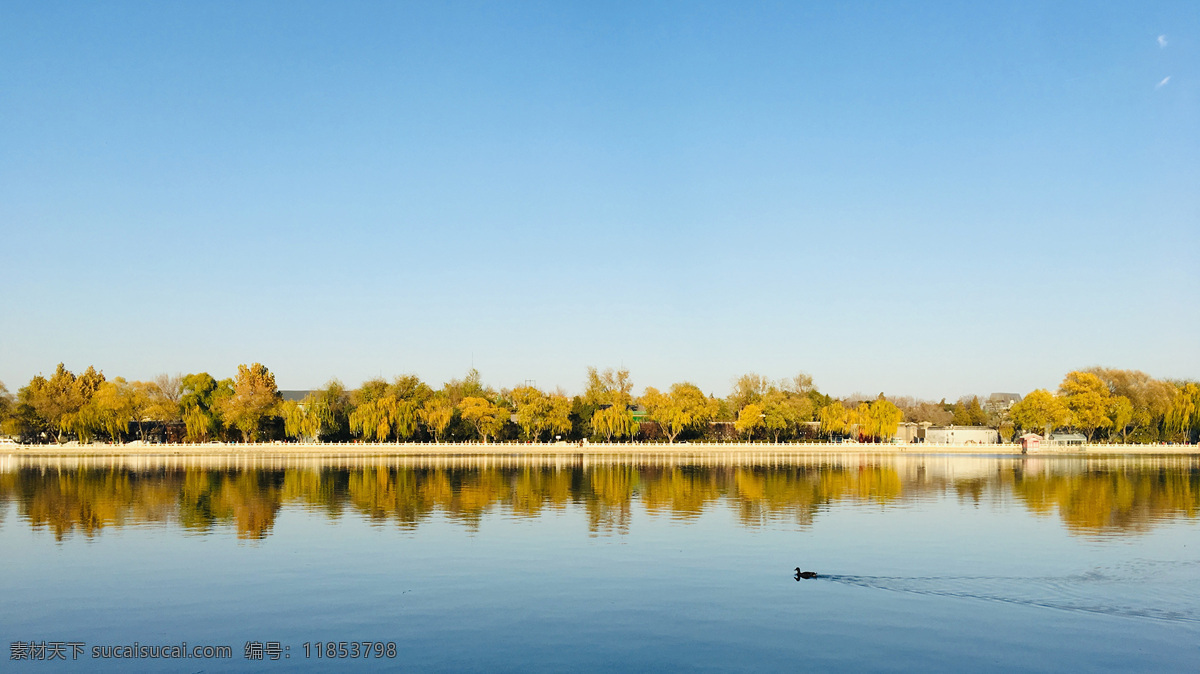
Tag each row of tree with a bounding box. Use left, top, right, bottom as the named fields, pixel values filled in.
left=0, top=365, right=1196, bottom=445
left=1008, top=369, right=1200, bottom=443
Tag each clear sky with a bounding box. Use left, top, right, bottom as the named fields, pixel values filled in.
left=1, top=1, right=1196, bottom=400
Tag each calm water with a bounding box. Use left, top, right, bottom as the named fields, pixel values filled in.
left=2, top=452, right=1198, bottom=672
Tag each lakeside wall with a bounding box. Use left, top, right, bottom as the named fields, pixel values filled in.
left=5, top=440, right=1198, bottom=457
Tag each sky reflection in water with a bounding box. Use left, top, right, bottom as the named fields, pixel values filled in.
left=2, top=453, right=1198, bottom=672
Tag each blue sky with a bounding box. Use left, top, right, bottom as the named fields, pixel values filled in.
left=1, top=1, right=1196, bottom=400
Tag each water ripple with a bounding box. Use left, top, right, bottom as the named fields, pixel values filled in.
left=818, top=560, right=1200, bottom=624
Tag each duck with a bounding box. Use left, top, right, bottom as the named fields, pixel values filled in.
left=794, top=568, right=818, bottom=579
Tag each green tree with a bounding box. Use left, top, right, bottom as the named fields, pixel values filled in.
left=282, top=395, right=332, bottom=443
left=181, top=373, right=234, bottom=442
left=283, top=381, right=351, bottom=443
left=313, top=380, right=352, bottom=440
left=761, top=390, right=812, bottom=442
left=443, top=368, right=490, bottom=405
left=220, top=363, right=281, bottom=442
left=951, top=401, right=972, bottom=426
left=353, top=378, right=391, bottom=406
left=967, top=396, right=988, bottom=426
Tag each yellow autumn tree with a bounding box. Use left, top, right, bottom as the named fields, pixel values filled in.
left=1059, top=371, right=1112, bottom=441
left=819, top=402, right=848, bottom=439
left=419, top=395, right=455, bottom=442
left=458, top=396, right=505, bottom=443
left=1010, top=388, right=1069, bottom=437
left=640, top=383, right=716, bottom=443
left=735, top=403, right=765, bottom=441
left=220, top=363, right=280, bottom=442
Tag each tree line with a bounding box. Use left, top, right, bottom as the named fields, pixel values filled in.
left=0, top=364, right=1196, bottom=445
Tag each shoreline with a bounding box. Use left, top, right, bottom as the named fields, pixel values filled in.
left=4, top=441, right=1198, bottom=457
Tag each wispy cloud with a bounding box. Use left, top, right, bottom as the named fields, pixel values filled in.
left=1156, top=76, right=1171, bottom=89
left=1157, top=34, right=1168, bottom=48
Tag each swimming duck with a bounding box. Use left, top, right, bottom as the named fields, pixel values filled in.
left=794, top=568, right=818, bottom=579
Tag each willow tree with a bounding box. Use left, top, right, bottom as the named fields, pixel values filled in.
left=312, top=380, right=352, bottom=440
left=818, top=402, right=848, bottom=439
left=87, top=378, right=141, bottom=443
left=349, top=375, right=430, bottom=442
left=1164, top=382, right=1200, bottom=442
left=419, top=395, right=455, bottom=442
left=349, top=397, right=420, bottom=442
left=584, top=367, right=636, bottom=441
left=860, top=399, right=902, bottom=442
left=511, top=386, right=551, bottom=441
left=220, top=363, right=281, bottom=442
left=61, top=409, right=98, bottom=443
left=349, top=397, right=395, bottom=442
left=641, top=383, right=715, bottom=443
left=282, top=396, right=333, bottom=443
left=592, top=404, right=636, bottom=442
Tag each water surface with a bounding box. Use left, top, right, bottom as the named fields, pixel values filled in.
left=2, top=453, right=1198, bottom=671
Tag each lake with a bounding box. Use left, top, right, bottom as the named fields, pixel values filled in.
left=2, top=452, right=1198, bottom=672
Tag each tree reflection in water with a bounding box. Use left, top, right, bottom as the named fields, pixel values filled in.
left=1, top=455, right=1196, bottom=540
